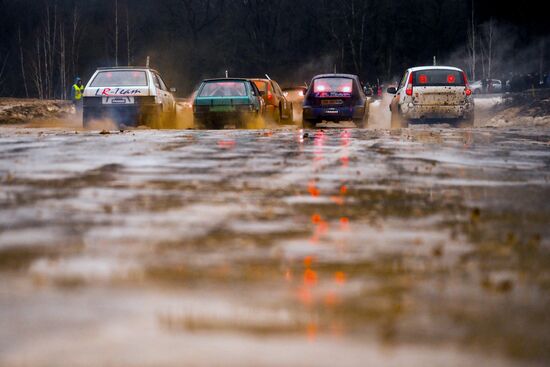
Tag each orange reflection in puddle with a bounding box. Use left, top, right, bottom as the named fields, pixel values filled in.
left=217, top=139, right=235, bottom=149
left=339, top=217, right=350, bottom=231
left=340, top=185, right=348, bottom=195
left=307, top=322, right=318, bottom=342
left=308, top=181, right=320, bottom=197
left=310, top=214, right=329, bottom=243
left=334, top=271, right=346, bottom=284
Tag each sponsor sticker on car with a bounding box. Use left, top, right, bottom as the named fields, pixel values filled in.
left=102, top=96, right=135, bottom=104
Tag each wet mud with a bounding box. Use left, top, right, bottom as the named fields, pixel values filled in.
left=1, top=124, right=550, bottom=366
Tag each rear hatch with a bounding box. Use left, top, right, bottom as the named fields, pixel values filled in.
left=195, top=81, right=251, bottom=112
left=412, top=69, right=466, bottom=106
left=309, top=77, right=355, bottom=107
left=84, top=70, right=151, bottom=106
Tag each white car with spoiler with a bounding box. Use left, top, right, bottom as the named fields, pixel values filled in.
left=387, top=66, right=475, bottom=128
left=82, top=67, right=176, bottom=128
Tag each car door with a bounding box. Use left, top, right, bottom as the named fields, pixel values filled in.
left=272, top=81, right=290, bottom=118
left=390, top=71, right=408, bottom=112
left=157, top=73, right=176, bottom=113
left=153, top=72, right=174, bottom=114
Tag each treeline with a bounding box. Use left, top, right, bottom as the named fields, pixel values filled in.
left=0, top=0, right=547, bottom=98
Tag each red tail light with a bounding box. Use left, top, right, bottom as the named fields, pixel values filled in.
left=267, top=91, right=273, bottom=100
left=405, top=73, right=413, bottom=96
left=462, top=71, right=472, bottom=96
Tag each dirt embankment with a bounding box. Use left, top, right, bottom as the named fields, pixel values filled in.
left=481, top=89, right=550, bottom=127
left=0, top=99, right=74, bottom=125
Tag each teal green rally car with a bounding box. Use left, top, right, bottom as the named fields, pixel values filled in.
left=193, top=78, right=264, bottom=129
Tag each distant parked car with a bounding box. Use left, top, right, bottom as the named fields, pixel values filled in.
left=387, top=66, right=474, bottom=128
left=82, top=67, right=177, bottom=128
left=251, top=78, right=293, bottom=124
left=282, top=86, right=308, bottom=104
left=283, top=86, right=307, bottom=124
left=470, top=79, right=503, bottom=94
left=192, top=78, right=264, bottom=129
left=302, top=74, right=370, bottom=128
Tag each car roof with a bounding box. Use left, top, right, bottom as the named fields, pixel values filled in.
left=96, top=66, right=160, bottom=74
left=312, top=73, right=359, bottom=79
left=407, top=66, right=464, bottom=72
left=202, top=78, right=251, bottom=83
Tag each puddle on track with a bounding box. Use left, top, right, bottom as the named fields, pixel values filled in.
left=1, top=125, right=550, bottom=366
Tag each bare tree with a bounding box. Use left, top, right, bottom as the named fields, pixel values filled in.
left=32, top=37, right=44, bottom=99
left=0, top=51, right=9, bottom=94
left=169, top=0, right=227, bottom=43
left=70, top=3, right=83, bottom=81
left=115, top=0, right=119, bottom=66
left=59, top=24, right=67, bottom=99
left=18, top=27, right=29, bottom=98
left=467, top=0, right=477, bottom=80
left=126, top=1, right=132, bottom=65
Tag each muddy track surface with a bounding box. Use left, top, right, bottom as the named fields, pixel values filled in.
left=1, top=126, right=550, bottom=366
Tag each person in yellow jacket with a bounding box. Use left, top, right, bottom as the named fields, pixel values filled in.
left=71, top=77, right=84, bottom=110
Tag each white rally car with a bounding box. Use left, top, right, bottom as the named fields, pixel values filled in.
left=388, top=66, right=475, bottom=128
left=82, top=67, right=177, bottom=128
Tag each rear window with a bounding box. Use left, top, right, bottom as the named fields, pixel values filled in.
left=313, top=78, right=353, bottom=93
left=199, top=82, right=247, bottom=97
left=90, top=71, right=148, bottom=87
left=413, top=70, right=465, bottom=86
left=252, top=81, right=268, bottom=93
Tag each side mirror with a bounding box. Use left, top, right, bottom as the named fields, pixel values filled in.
left=170, top=87, right=177, bottom=93
left=387, top=87, right=397, bottom=94
left=259, top=91, right=266, bottom=96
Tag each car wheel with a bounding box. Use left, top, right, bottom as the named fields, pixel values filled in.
left=353, top=117, right=365, bottom=128
left=274, top=105, right=281, bottom=125
left=193, top=117, right=205, bottom=129
left=302, top=118, right=317, bottom=129
left=145, top=107, right=161, bottom=128
left=82, top=109, right=92, bottom=128
left=283, top=103, right=294, bottom=124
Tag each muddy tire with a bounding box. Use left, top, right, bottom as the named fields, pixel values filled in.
left=354, top=109, right=368, bottom=128
left=273, top=106, right=281, bottom=125
left=145, top=107, right=161, bottom=128
left=302, top=118, right=317, bottom=129
left=82, top=109, right=92, bottom=128
left=353, top=117, right=365, bottom=128
left=282, top=103, right=294, bottom=124
left=193, top=117, right=205, bottom=129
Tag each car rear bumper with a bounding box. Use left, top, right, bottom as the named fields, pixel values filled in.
left=401, top=103, right=474, bottom=119
left=83, top=97, right=160, bottom=126
left=303, top=105, right=365, bottom=121
left=83, top=105, right=159, bottom=126
left=193, top=110, right=257, bottom=122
